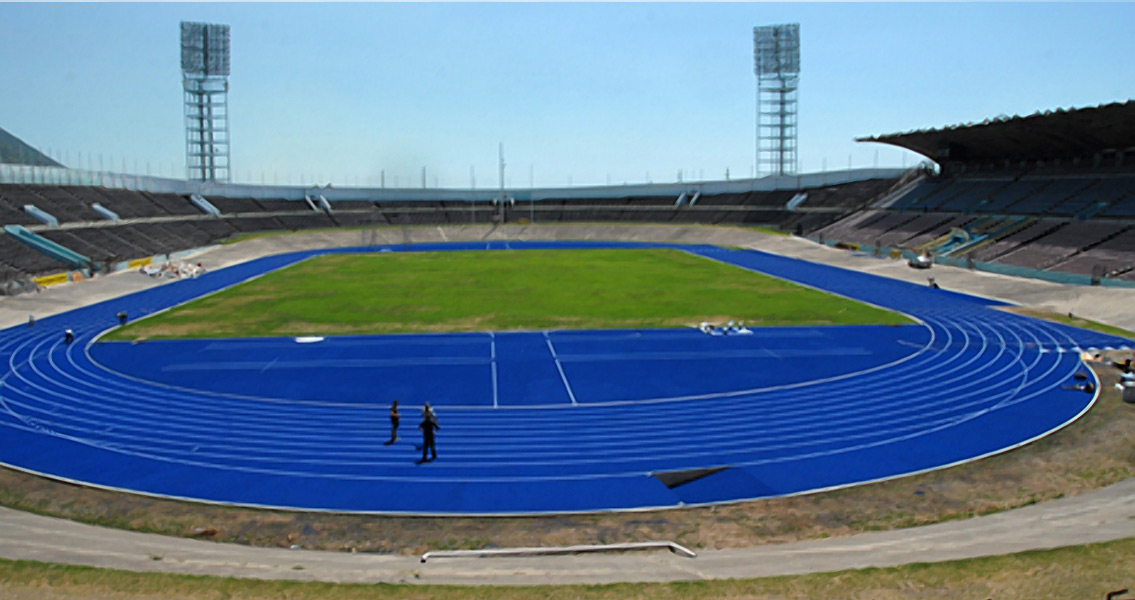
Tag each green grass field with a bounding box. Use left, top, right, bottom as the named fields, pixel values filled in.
left=109, top=248, right=910, bottom=340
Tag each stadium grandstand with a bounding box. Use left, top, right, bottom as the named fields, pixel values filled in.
left=3, top=101, right=1135, bottom=294
left=0, top=123, right=904, bottom=293
left=814, top=101, right=1135, bottom=285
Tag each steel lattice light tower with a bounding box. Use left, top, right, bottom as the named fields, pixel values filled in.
left=753, top=23, right=800, bottom=177
left=180, top=21, right=231, bottom=182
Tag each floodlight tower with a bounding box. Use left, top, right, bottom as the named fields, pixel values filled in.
left=180, top=21, right=231, bottom=182
left=753, top=23, right=800, bottom=177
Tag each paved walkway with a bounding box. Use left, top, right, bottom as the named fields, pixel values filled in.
left=0, top=224, right=1132, bottom=585
left=1, top=478, right=1132, bottom=585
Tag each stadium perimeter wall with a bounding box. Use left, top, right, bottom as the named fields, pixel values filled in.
left=3, top=223, right=1133, bottom=334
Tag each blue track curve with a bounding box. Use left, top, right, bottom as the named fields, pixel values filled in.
left=0, top=241, right=1130, bottom=514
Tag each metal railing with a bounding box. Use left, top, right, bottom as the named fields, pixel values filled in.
left=420, top=540, right=697, bottom=563
left=0, top=163, right=907, bottom=204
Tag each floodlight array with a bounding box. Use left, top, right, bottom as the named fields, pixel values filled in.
left=753, top=23, right=800, bottom=78
left=180, top=21, right=231, bottom=182
left=180, top=22, right=230, bottom=77
left=753, top=23, right=800, bottom=177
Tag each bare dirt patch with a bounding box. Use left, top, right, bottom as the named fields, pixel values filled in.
left=0, top=362, right=1132, bottom=557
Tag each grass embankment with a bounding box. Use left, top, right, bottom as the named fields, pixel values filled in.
left=0, top=537, right=1132, bottom=600
left=1004, top=306, right=1135, bottom=339
left=108, top=248, right=909, bottom=340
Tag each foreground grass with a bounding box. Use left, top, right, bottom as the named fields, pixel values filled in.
left=109, top=248, right=908, bottom=339
left=0, top=537, right=1132, bottom=600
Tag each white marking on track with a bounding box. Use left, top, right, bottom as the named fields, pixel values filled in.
left=544, top=332, right=578, bottom=406
left=490, top=332, right=499, bottom=409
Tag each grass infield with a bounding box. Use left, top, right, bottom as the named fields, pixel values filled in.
left=109, top=248, right=910, bottom=340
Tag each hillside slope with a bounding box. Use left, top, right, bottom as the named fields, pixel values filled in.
left=0, top=126, right=62, bottom=167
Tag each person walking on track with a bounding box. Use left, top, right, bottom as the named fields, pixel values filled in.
left=385, top=400, right=400, bottom=445
left=417, top=404, right=439, bottom=463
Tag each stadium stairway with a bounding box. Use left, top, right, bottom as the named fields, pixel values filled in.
left=2, top=224, right=92, bottom=270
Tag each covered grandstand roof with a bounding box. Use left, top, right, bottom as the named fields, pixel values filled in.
left=858, top=100, right=1135, bottom=164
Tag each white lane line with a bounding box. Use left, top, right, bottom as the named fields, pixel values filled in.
left=555, top=348, right=866, bottom=362
left=163, top=356, right=490, bottom=371
left=490, top=332, right=499, bottom=409
left=544, top=332, right=578, bottom=406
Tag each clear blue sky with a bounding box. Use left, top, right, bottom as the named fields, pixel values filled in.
left=2, top=2, right=1133, bottom=188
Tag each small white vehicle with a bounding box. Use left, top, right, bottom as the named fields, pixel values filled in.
left=908, top=254, right=933, bottom=269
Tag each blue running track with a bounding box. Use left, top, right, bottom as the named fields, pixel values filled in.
left=0, top=241, right=1130, bottom=514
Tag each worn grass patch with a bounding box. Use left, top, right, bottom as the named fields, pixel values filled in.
left=107, top=248, right=909, bottom=340
left=1001, top=306, right=1135, bottom=339
left=747, top=226, right=791, bottom=237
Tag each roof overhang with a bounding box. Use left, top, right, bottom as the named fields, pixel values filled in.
left=857, top=100, right=1135, bottom=164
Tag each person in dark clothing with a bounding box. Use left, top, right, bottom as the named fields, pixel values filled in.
left=64, top=329, right=74, bottom=344
left=117, top=311, right=128, bottom=325
left=1063, top=380, right=1096, bottom=394
left=417, top=410, right=439, bottom=463
left=385, top=400, right=400, bottom=445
